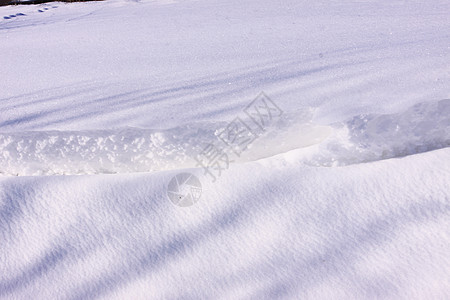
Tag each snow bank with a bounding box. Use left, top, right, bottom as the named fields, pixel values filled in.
left=0, top=146, right=449, bottom=299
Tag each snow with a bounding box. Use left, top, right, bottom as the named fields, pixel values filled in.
left=0, top=0, right=449, bottom=299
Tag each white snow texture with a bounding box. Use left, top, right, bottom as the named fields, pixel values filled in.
left=0, top=0, right=449, bottom=299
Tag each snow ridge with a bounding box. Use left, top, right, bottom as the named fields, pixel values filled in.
left=1, top=99, right=448, bottom=176
left=307, top=98, right=450, bottom=166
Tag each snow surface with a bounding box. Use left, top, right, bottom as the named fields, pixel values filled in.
left=0, top=0, right=449, bottom=299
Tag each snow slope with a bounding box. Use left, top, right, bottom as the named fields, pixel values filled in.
left=0, top=0, right=449, bottom=299
left=0, top=146, right=449, bottom=299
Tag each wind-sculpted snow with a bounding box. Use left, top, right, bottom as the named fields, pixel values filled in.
left=1, top=0, right=449, bottom=298
left=305, top=98, right=450, bottom=167
left=0, top=125, right=216, bottom=176
left=0, top=109, right=330, bottom=176
left=1, top=99, right=448, bottom=176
